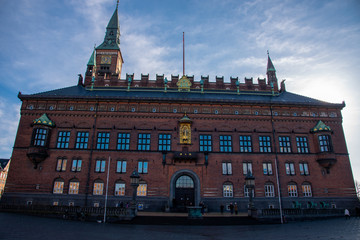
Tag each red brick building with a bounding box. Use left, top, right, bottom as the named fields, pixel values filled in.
left=3, top=6, right=358, bottom=212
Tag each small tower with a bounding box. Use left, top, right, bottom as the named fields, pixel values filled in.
left=266, top=52, right=279, bottom=92
left=84, top=48, right=96, bottom=86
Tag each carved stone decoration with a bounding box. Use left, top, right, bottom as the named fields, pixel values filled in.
left=179, top=114, right=192, bottom=145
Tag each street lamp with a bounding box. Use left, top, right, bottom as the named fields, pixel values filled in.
left=130, top=169, right=140, bottom=217
left=245, top=172, right=255, bottom=217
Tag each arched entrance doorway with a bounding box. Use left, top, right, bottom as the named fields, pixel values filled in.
left=174, top=175, right=194, bottom=210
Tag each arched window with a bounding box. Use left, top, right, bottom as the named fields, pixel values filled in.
left=53, top=178, right=64, bottom=194
left=115, top=180, right=125, bottom=196
left=302, top=182, right=312, bottom=197
left=223, top=182, right=233, bottom=197
left=288, top=182, right=298, bottom=197
left=137, top=180, right=147, bottom=196
left=93, top=179, right=104, bottom=195
left=264, top=182, right=275, bottom=197
left=176, top=175, right=194, bottom=188
left=69, top=179, right=80, bottom=194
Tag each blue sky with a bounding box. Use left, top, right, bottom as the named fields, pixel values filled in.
left=0, top=0, right=360, bottom=181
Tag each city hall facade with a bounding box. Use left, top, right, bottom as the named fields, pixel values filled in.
left=3, top=6, right=358, bottom=212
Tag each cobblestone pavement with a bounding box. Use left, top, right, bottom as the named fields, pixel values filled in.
left=1, top=212, right=360, bottom=240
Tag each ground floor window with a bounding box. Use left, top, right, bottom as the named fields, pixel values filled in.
left=53, top=179, right=64, bottom=194
left=223, top=183, right=233, bottom=197
left=137, top=183, right=147, bottom=196
left=93, top=181, right=104, bottom=195
left=69, top=180, right=79, bottom=194
left=302, top=184, right=312, bottom=197
left=288, top=184, right=298, bottom=197
left=264, top=183, right=275, bottom=197
left=115, top=182, right=125, bottom=196
left=244, top=185, right=254, bottom=197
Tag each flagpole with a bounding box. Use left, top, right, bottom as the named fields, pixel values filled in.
left=104, top=156, right=111, bottom=223
left=183, top=32, right=185, bottom=76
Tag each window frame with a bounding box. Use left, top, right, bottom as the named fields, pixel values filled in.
left=32, top=128, right=48, bottom=147
left=223, top=183, right=234, bottom=197
left=264, top=183, right=275, bottom=197
left=116, top=160, right=127, bottom=173
left=71, top=159, right=82, bottom=172
left=243, top=162, right=252, bottom=175
left=117, top=133, right=130, bottom=150
left=199, top=134, right=212, bottom=152
left=56, top=158, right=67, bottom=172
left=158, top=133, right=171, bottom=152
left=53, top=179, right=64, bottom=194
left=96, top=132, right=110, bottom=150
left=138, top=161, right=148, bottom=174
left=239, top=135, right=252, bottom=153
left=95, top=159, right=106, bottom=173
left=68, top=180, right=80, bottom=194
left=288, top=184, right=298, bottom=197
left=296, top=136, right=309, bottom=153
left=75, top=131, right=89, bottom=149
left=285, top=162, right=296, bottom=175
left=259, top=136, right=272, bottom=153
left=299, top=162, right=310, bottom=176
left=318, top=135, right=332, bottom=152
left=302, top=183, right=312, bottom=197
left=137, top=182, right=147, bottom=196
left=222, top=162, right=232, bottom=175
left=137, top=133, right=151, bottom=151
left=115, top=182, right=126, bottom=196
left=219, top=135, right=232, bottom=152
left=279, top=136, right=292, bottom=153
left=263, top=162, right=273, bottom=175
left=93, top=180, right=104, bottom=195
left=56, top=131, right=70, bottom=149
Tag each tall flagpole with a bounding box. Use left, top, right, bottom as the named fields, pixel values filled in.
left=104, top=156, right=111, bottom=223
left=183, top=32, right=185, bottom=76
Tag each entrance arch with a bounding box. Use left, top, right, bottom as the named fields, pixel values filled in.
left=170, top=170, right=200, bottom=209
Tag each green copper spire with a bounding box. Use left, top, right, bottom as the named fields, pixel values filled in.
left=267, top=51, right=276, bottom=73
left=87, top=48, right=96, bottom=66
left=96, top=5, right=120, bottom=50
left=32, top=113, right=55, bottom=127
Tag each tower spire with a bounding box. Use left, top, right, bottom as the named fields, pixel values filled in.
left=96, top=4, right=120, bottom=50
left=266, top=51, right=278, bottom=91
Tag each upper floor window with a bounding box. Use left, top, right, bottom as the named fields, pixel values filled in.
left=263, top=162, right=273, bottom=175
left=299, top=162, right=310, bottom=176
left=56, top=158, right=67, bottom=172
left=56, top=131, right=70, bottom=149
left=279, top=136, right=291, bottom=153
left=285, top=162, right=295, bottom=175
left=220, top=135, right=232, bottom=152
left=75, top=131, right=89, bottom=149
left=222, top=162, right=232, bottom=175
left=53, top=178, right=64, bottom=194
left=243, top=162, right=252, bottom=175
left=158, top=134, right=171, bottom=151
left=71, top=159, right=82, bottom=172
left=296, top=136, right=309, bottom=153
left=138, top=133, right=151, bottom=151
left=138, top=161, right=148, bottom=174
left=259, top=136, right=272, bottom=153
left=265, top=183, right=275, bottom=197
left=32, top=128, right=48, bottom=146
left=223, top=183, right=233, bottom=197
left=95, top=159, right=106, bottom=173
left=97, top=132, right=110, bottom=150
left=288, top=184, right=298, bottom=197
left=239, top=135, right=252, bottom=152
left=69, top=179, right=79, bottom=194
left=117, top=133, right=130, bottom=150
left=318, top=135, right=332, bottom=152
left=116, top=160, right=127, bottom=173
left=199, top=134, right=212, bottom=152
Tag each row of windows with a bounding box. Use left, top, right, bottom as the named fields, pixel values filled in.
left=34, top=129, right=332, bottom=153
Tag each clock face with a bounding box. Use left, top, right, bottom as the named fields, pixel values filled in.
left=101, top=55, right=111, bottom=64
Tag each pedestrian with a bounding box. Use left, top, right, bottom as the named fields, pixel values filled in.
left=220, top=204, right=224, bottom=214
left=234, top=202, right=238, bottom=215
left=229, top=203, right=234, bottom=214
left=345, top=208, right=350, bottom=219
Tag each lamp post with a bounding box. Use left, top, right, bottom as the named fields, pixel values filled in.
left=245, top=172, right=255, bottom=217
left=130, top=169, right=140, bottom=217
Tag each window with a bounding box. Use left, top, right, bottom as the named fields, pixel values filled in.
left=302, top=184, right=312, bottom=197
left=116, top=160, right=127, bottom=173
left=288, top=184, right=298, bottom=197
left=137, top=182, right=147, bottom=196
left=318, top=135, right=332, bottom=152
left=56, top=131, right=70, bottom=149
left=199, top=134, right=212, bottom=152
left=223, top=183, right=233, bottom=197
left=263, top=162, right=273, bottom=175
left=115, top=182, right=125, bottom=196
left=75, top=131, right=89, bottom=149
left=95, top=159, right=106, bottom=173
left=138, top=133, right=151, bottom=151
left=71, top=159, right=82, bottom=172
left=93, top=180, right=104, bottom=195
left=69, top=180, right=79, bottom=194
left=243, top=162, right=252, bottom=175
left=176, top=176, right=194, bottom=188
left=285, top=163, right=295, bottom=175
left=279, top=136, right=291, bottom=153
left=97, top=132, right=110, bottom=150
left=56, top=158, right=67, bottom=172
left=296, top=136, right=309, bottom=153
left=222, top=162, right=232, bottom=175
left=220, top=135, right=232, bottom=152
left=53, top=179, right=64, bottom=194
left=158, top=134, right=171, bottom=151
left=259, top=136, right=272, bottom=152
left=117, top=133, right=130, bottom=150
left=32, top=128, right=48, bottom=146
left=244, top=185, right=254, bottom=197
left=138, top=161, right=148, bottom=174
left=265, top=183, right=275, bottom=197
left=299, top=163, right=310, bottom=176
left=239, top=136, right=252, bottom=152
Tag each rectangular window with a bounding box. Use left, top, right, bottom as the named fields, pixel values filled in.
left=158, top=134, right=171, bottom=151
left=285, top=163, right=295, bottom=175
left=302, top=185, right=312, bottom=197
left=97, top=132, right=110, bottom=150
left=222, top=162, right=232, bottom=175
left=220, top=135, right=232, bottom=152
left=115, top=183, right=125, bottom=196
left=56, top=158, right=67, bottom=172
left=259, top=136, right=272, bottom=152
left=117, top=133, right=130, bottom=150
left=299, top=163, right=310, bottom=176
left=95, top=159, right=106, bottom=173
left=116, top=160, right=127, bottom=173
left=138, top=133, right=151, bottom=151
left=56, top=131, right=70, bottom=149
left=263, top=162, right=273, bottom=175
left=243, top=162, right=252, bottom=175
left=138, top=161, right=148, bottom=174
left=319, top=135, right=332, bottom=152
left=265, top=184, right=275, bottom=197
left=69, top=182, right=79, bottom=194
left=239, top=135, right=252, bottom=152
left=71, top=159, right=82, bottom=172
left=296, top=136, right=309, bottom=153
left=223, top=184, right=233, bottom=197
left=33, top=128, right=48, bottom=146
left=199, top=134, right=212, bottom=152
left=244, top=185, right=254, bottom=197
left=288, top=185, right=298, bottom=197
left=53, top=181, right=64, bottom=194
left=279, top=136, right=291, bottom=153
left=75, top=131, right=89, bottom=149
left=137, top=183, right=147, bottom=196
left=93, top=182, right=104, bottom=195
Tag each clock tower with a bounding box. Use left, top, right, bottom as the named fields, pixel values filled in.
left=84, top=3, right=124, bottom=87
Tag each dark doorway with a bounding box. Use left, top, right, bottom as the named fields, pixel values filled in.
left=174, top=175, right=195, bottom=212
